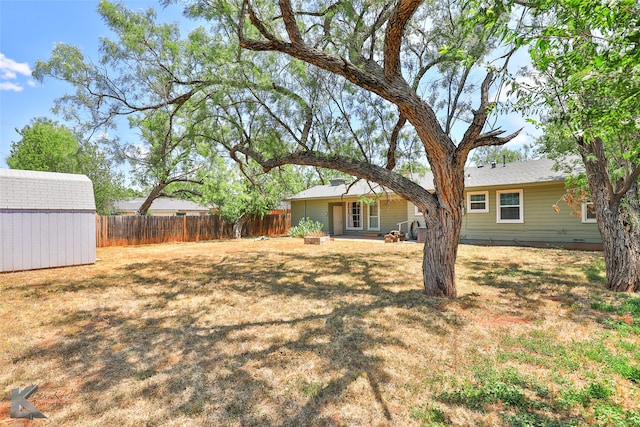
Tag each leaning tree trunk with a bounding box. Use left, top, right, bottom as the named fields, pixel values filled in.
left=231, top=215, right=250, bottom=239
left=137, top=183, right=167, bottom=215
left=581, top=140, right=640, bottom=292
left=418, top=159, right=466, bottom=297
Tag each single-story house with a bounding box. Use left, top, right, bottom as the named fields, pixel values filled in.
left=114, top=197, right=212, bottom=216
left=286, top=157, right=602, bottom=250
left=1, top=168, right=97, bottom=272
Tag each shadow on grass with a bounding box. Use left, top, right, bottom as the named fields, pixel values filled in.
left=461, top=248, right=609, bottom=316
left=6, top=245, right=623, bottom=425
left=9, top=249, right=462, bottom=425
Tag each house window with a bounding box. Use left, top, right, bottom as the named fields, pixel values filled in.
left=368, top=201, right=380, bottom=230
left=467, top=191, right=489, bottom=213
left=496, top=190, right=523, bottom=223
left=414, top=205, right=424, bottom=216
left=347, top=201, right=363, bottom=230
left=582, top=202, right=597, bottom=223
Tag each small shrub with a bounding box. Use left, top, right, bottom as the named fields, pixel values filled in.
left=289, top=217, right=325, bottom=238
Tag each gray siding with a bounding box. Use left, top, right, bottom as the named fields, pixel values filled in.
left=379, top=197, right=409, bottom=234
left=291, top=196, right=407, bottom=236
left=460, top=182, right=601, bottom=246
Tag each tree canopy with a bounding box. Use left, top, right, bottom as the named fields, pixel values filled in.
left=37, top=0, right=529, bottom=296
left=7, top=117, right=126, bottom=214
left=501, top=0, right=640, bottom=291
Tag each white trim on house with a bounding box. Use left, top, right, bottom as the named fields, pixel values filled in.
left=582, top=201, right=597, bottom=223
left=346, top=201, right=363, bottom=230
left=368, top=200, right=380, bottom=231
left=467, top=191, right=489, bottom=213
left=496, top=189, right=524, bottom=223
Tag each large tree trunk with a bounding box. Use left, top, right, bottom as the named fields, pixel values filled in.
left=248, top=149, right=467, bottom=297
left=580, top=140, right=640, bottom=292
left=593, top=178, right=640, bottom=292
left=422, top=204, right=463, bottom=297
left=598, top=200, right=640, bottom=292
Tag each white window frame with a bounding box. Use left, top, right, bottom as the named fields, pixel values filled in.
left=496, top=189, right=524, bottom=223
left=466, top=191, right=489, bottom=213
left=368, top=200, right=380, bottom=231
left=414, top=205, right=424, bottom=216
left=582, top=201, right=597, bottom=223
left=346, top=201, right=363, bottom=230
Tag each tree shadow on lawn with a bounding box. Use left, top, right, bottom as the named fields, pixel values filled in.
left=11, top=249, right=465, bottom=425
left=461, top=250, right=608, bottom=318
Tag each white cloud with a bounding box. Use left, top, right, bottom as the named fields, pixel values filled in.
left=0, top=81, right=24, bottom=92
left=0, top=53, right=32, bottom=91
left=0, top=53, right=31, bottom=76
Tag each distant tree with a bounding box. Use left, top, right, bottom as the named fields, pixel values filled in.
left=7, top=117, right=126, bottom=214
left=7, top=117, right=78, bottom=172
left=468, top=144, right=538, bottom=166
left=125, top=108, right=204, bottom=215
left=197, top=157, right=304, bottom=238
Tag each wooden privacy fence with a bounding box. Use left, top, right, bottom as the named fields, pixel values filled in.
left=96, top=213, right=291, bottom=247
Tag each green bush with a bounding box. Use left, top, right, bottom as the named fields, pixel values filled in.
left=289, top=217, right=325, bottom=238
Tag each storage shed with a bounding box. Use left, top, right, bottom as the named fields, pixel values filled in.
left=1, top=168, right=96, bottom=272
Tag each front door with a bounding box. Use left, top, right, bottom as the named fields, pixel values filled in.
left=332, top=205, right=343, bottom=236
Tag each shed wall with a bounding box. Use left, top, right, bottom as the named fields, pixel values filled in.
left=1, top=210, right=96, bottom=272
left=1, top=169, right=96, bottom=272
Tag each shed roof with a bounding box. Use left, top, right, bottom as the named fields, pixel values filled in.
left=287, top=157, right=579, bottom=201
left=115, top=197, right=212, bottom=213
left=0, top=168, right=95, bottom=210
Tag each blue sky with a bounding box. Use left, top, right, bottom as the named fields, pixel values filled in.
left=0, top=1, right=539, bottom=170
left=0, top=0, right=186, bottom=168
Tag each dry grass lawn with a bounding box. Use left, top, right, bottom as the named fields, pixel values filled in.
left=0, top=237, right=639, bottom=426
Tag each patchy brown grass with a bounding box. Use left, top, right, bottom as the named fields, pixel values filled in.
left=0, top=238, right=638, bottom=426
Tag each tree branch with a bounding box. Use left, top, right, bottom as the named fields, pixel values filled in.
left=384, top=0, right=423, bottom=80
left=279, top=0, right=304, bottom=44
left=230, top=145, right=438, bottom=213
left=387, top=113, right=407, bottom=170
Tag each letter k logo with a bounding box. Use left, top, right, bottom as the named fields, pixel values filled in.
left=10, top=385, right=47, bottom=419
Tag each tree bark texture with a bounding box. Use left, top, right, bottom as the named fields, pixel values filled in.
left=579, top=139, right=640, bottom=292
left=422, top=202, right=463, bottom=297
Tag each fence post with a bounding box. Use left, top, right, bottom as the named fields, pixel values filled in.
left=183, top=215, right=187, bottom=242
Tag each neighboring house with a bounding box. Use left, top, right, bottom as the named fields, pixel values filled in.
left=286, top=158, right=602, bottom=249
left=1, top=168, right=96, bottom=272
left=114, top=197, right=212, bottom=216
